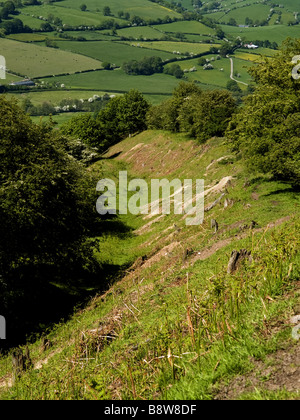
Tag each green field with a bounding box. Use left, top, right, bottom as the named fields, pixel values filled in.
left=7, top=33, right=53, bottom=42
left=155, top=21, right=216, bottom=35
left=128, top=41, right=220, bottom=55
left=30, top=112, right=83, bottom=127
left=40, top=69, right=181, bottom=94
left=167, top=55, right=233, bottom=88
left=5, top=90, right=115, bottom=106
left=0, top=38, right=102, bottom=78
left=221, top=24, right=300, bottom=45
left=17, top=13, right=46, bottom=30
left=208, top=4, right=272, bottom=25
left=60, top=0, right=181, bottom=20
left=21, top=4, right=125, bottom=28
left=54, top=40, right=174, bottom=66
left=117, top=26, right=166, bottom=40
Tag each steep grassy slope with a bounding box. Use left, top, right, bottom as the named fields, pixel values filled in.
left=0, top=131, right=299, bottom=400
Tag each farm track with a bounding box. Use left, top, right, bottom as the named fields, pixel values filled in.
left=229, top=57, right=249, bottom=86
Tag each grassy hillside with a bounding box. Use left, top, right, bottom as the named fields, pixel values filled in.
left=0, top=130, right=298, bottom=400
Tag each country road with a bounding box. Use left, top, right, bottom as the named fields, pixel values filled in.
left=229, top=57, right=249, bottom=86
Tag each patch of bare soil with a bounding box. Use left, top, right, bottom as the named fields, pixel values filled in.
left=188, top=216, right=292, bottom=265
left=214, top=342, right=300, bottom=400
left=141, top=241, right=181, bottom=270
left=214, top=281, right=300, bottom=400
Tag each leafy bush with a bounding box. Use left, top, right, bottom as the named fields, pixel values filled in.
left=62, top=90, right=149, bottom=150
left=147, top=82, right=236, bottom=142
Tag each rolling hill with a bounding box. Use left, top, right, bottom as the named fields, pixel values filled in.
left=1, top=0, right=299, bottom=115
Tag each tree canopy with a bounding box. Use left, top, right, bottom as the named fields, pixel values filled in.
left=147, top=82, right=236, bottom=142
left=226, top=38, right=300, bottom=188
left=62, top=90, right=150, bottom=150
left=0, top=98, right=100, bottom=320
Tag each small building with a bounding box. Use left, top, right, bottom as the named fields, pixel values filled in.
left=245, top=43, right=259, bottom=49
left=9, top=79, right=35, bottom=87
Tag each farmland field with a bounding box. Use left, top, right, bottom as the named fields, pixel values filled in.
left=166, top=55, right=233, bottom=88
left=154, top=21, right=216, bottom=35
left=220, top=24, right=300, bottom=45
left=0, top=0, right=299, bottom=112
left=0, top=38, right=102, bottom=78
left=5, top=90, right=115, bottom=107
left=30, top=112, right=79, bottom=127
left=20, top=4, right=125, bottom=28
left=60, top=0, right=181, bottom=20
left=208, top=4, right=272, bottom=25
left=128, top=41, right=220, bottom=55
left=117, top=26, right=166, bottom=40
left=54, top=40, right=174, bottom=66
left=40, top=69, right=181, bottom=94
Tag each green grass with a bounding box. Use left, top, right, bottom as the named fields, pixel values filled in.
left=164, top=55, right=233, bottom=88
left=128, top=41, right=220, bottom=56
left=155, top=21, right=216, bottom=35
left=7, top=33, right=50, bottom=42
left=54, top=40, right=174, bottom=66
left=213, top=4, right=272, bottom=25
left=0, top=38, right=102, bottom=78
left=60, top=0, right=181, bottom=20
left=0, top=72, right=23, bottom=85
left=221, top=24, right=300, bottom=45
left=5, top=90, right=114, bottom=106
left=0, top=132, right=299, bottom=400
left=22, top=4, right=125, bottom=27
left=117, top=26, right=166, bottom=40
left=40, top=70, right=181, bottom=94
left=30, top=112, right=79, bottom=127
left=17, top=12, right=46, bottom=30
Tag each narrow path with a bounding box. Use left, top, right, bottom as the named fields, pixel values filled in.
left=229, top=57, right=249, bottom=86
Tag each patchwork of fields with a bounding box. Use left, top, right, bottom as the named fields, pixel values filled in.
left=0, top=0, right=299, bottom=117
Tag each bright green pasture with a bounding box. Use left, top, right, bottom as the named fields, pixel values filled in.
left=128, top=41, right=220, bottom=55
left=171, top=55, right=232, bottom=87
left=22, top=3, right=124, bottom=27
left=117, top=26, right=165, bottom=40
left=54, top=40, right=174, bottom=66
left=40, top=69, right=181, bottom=94
left=30, top=112, right=79, bottom=127
left=0, top=38, right=102, bottom=78
left=17, top=12, right=45, bottom=30
left=221, top=24, right=300, bottom=45
left=214, top=4, right=271, bottom=25
left=60, top=0, right=180, bottom=19
left=155, top=20, right=216, bottom=35
left=5, top=90, right=113, bottom=106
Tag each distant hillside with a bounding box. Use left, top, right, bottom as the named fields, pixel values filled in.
left=1, top=0, right=299, bottom=114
